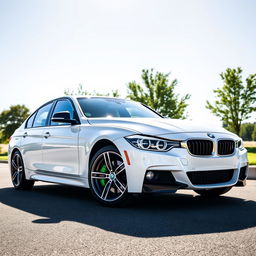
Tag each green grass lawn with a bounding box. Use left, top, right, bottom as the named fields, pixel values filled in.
left=246, top=147, right=256, bottom=165
left=0, top=152, right=8, bottom=161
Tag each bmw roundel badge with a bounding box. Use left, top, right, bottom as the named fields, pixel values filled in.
left=207, top=133, right=215, bottom=139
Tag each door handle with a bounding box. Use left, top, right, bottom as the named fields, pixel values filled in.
left=44, top=132, right=51, bottom=138
left=23, top=132, right=28, bottom=138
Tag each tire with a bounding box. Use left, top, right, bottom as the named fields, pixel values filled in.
left=10, top=151, right=34, bottom=190
left=194, top=187, right=232, bottom=197
left=89, top=145, right=130, bottom=206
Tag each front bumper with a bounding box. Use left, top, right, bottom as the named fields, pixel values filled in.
left=114, top=136, right=248, bottom=193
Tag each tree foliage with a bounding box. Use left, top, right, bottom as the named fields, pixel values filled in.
left=0, top=105, right=30, bottom=142
left=252, top=126, right=256, bottom=141
left=127, top=69, right=190, bottom=118
left=206, top=67, right=256, bottom=135
left=240, top=123, right=255, bottom=141
left=64, top=84, right=120, bottom=97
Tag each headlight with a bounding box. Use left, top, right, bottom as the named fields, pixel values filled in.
left=125, top=135, right=180, bottom=152
left=236, top=139, right=244, bottom=150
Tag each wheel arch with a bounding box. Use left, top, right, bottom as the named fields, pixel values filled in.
left=88, top=139, right=118, bottom=165
left=10, top=147, right=21, bottom=161
left=9, top=147, right=26, bottom=176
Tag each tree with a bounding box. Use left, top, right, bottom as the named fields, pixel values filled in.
left=206, top=67, right=256, bottom=135
left=252, top=126, right=256, bottom=141
left=64, top=84, right=120, bottom=97
left=127, top=69, right=190, bottom=118
left=240, top=123, right=255, bottom=141
left=0, top=105, right=30, bottom=142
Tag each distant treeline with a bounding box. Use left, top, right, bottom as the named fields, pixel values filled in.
left=1, top=68, right=256, bottom=143
left=239, top=123, right=256, bottom=141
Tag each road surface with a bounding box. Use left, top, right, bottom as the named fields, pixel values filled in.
left=0, top=163, right=256, bottom=255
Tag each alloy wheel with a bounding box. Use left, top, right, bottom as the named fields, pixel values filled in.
left=11, top=153, right=23, bottom=187
left=90, top=150, right=127, bottom=202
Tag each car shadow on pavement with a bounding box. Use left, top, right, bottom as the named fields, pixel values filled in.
left=1, top=184, right=256, bottom=238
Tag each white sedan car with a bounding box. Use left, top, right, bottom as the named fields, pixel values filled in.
left=9, top=96, right=248, bottom=206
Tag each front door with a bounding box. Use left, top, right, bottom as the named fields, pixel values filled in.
left=41, top=99, right=80, bottom=176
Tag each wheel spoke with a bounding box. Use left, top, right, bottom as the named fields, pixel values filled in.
left=103, top=152, right=113, bottom=172
left=12, top=171, right=18, bottom=181
left=114, top=178, right=126, bottom=193
left=100, top=180, right=112, bottom=200
left=116, top=167, right=125, bottom=176
left=17, top=172, right=22, bottom=184
left=114, top=162, right=125, bottom=175
left=91, top=172, right=109, bottom=179
left=12, top=159, right=18, bottom=170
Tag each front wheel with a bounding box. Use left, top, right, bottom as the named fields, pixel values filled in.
left=11, top=151, right=34, bottom=190
left=194, top=187, right=232, bottom=197
left=89, top=145, right=129, bottom=206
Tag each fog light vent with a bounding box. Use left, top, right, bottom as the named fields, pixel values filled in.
left=145, top=171, right=155, bottom=181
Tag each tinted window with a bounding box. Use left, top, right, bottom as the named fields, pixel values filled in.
left=26, top=112, right=36, bottom=128
left=33, top=102, right=53, bottom=127
left=50, top=100, right=76, bottom=126
left=77, top=98, right=161, bottom=118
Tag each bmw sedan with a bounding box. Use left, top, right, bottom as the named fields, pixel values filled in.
left=9, top=96, right=248, bottom=206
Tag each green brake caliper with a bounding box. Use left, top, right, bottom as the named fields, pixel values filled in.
left=99, top=164, right=107, bottom=187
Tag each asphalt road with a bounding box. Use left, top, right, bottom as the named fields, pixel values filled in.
left=1, top=163, right=256, bottom=256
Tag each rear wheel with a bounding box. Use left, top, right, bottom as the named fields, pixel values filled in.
left=11, top=151, right=34, bottom=190
left=194, top=187, right=232, bottom=197
left=89, top=145, right=129, bottom=206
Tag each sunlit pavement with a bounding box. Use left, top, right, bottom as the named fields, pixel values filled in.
left=0, top=163, right=256, bottom=256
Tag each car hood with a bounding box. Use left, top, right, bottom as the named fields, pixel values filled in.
left=87, top=118, right=231, bottom=136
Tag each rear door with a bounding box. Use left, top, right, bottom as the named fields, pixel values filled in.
left=21, top=102, right=54, bottom=172
left=41, top=99, right=80, bottom=176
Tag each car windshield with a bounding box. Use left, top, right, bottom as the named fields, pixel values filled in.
left=77, top=97, right=162, bottom=118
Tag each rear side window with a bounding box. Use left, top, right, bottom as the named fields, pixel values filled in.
left=33, top=102, right=53, bottom=127
left=26, top=112, right=36, bottom=128
left=50, top=100, right=76, bottom=126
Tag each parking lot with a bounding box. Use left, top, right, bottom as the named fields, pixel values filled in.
left=0, top=163, right=256, bottom=255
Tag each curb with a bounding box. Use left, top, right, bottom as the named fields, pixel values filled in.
left=248, top=165, right=256, bottom=180
left=0, top=160, right=256, bottom=180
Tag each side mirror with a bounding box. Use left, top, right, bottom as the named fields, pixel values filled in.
left=51, top=112, right=78, bottom=125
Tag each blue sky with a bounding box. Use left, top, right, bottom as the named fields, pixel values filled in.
left=0, top=0, right=256, bottom=124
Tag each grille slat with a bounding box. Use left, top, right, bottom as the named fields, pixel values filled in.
left=218, top=140, right=235, bottom=155
left=187, top=140, right=213, bottom=156
left=187, top=169, right=234, bottom=185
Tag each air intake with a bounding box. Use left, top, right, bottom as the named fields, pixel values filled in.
left=187, top=169, right=234, bottom=185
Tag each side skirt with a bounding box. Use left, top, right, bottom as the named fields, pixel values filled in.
left=30, top=170, right=88, bottom=188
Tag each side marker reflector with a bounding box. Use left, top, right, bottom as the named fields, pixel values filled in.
left=124, top=150, right=131, bottom=165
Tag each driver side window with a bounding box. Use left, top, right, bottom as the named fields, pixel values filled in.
left=50, top=100, right=76, bottom=126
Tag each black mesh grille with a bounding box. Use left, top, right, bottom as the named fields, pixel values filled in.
left=187, top=169, right=234, bottom=185
left=218, top=140, right=235, bottom=155
left=187, top=140, right=213, bottom=155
